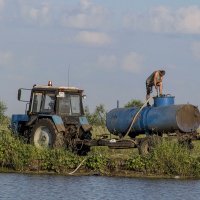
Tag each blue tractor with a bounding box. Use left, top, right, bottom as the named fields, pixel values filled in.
left=11, top=81, right=92, bottom=155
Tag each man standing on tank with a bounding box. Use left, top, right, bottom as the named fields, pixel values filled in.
left=146, top=70, right=165, bottom=101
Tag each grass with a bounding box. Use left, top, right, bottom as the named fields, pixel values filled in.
left=1, top=124, right=200, bottom=178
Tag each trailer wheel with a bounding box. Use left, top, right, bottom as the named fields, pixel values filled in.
left=30, top=118, right=58, bottom=148
left=138, top=138, right=152, bottom=155
left=138, top=136, right=161, bottom=155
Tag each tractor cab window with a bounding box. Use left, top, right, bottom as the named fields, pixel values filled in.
left=41, top=93, right=55, bottom=113
left=70, top=95, right=81, bottom=114
left=31, top=92, right=42, bottom=113
left=58, top=93, right=81, bottom=115
left=31, top=92, right=55, bottom=113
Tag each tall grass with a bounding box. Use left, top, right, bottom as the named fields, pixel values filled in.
left=1, top=126, right=200, bottom=177
left=126, top=139, right=200, bottom=177
left=149, top=139, right=196, bottom=176
left=0, top=129, right=81, bottom=173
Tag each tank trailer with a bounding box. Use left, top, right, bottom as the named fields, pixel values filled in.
left=106, top=95, right=200, bottom=154
left=11, top=82, right=200, bottom=155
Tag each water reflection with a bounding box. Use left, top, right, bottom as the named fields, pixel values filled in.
left=0, top=173, right=199, bottom=200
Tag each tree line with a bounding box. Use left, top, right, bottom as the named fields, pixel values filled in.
left=85, top=99, right=143, bottom=126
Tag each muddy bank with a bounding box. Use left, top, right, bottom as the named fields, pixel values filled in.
left=0, top=168, right=192, bottom=180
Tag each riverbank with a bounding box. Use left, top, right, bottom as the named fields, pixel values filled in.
left=0, top=166, right=196, bottom=180
left=1, top=128, right=200, bottom=179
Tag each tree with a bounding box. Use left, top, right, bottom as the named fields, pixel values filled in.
left=84, top=106, right=92, bottom=123
left=84, top=104, right=106, bottom=126
left=124, top=99, right=144, bottom=108
left=0, top=101, right=7, bottom=124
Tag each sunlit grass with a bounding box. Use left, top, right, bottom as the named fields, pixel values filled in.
left=1, top=122, right=200, bottom=177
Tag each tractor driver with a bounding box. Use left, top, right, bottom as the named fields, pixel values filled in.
left=146, top=70, right=165, bottom=101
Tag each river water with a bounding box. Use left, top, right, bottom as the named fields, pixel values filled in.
left=0, top=173, right=199, bottom=200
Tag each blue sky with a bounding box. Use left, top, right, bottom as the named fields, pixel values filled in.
left=0, top=0, right=200, bottom=116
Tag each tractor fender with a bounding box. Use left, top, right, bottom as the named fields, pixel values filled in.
left=11, top=114, right=29, bottom=134
left=36, top=114, right=65, bottom=133
left=79, top=116, right=92, bottom=132
left=51, top=115, right=65, bottom=132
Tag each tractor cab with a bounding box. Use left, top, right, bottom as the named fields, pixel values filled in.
left=28, top=83, right=84, bottom=118
left=11, top=81, right=91, bottom=154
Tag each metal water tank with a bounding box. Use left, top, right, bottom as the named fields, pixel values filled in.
left=106, top=95, right=200, bottom=138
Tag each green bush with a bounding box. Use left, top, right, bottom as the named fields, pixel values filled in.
left=0, top=129, right=81, bottom=173
left=37, top=148, right=81, bottom=173
left=126, top=155, right=146, bottom=172
left=85, top=147, right=108, bottom=172
left=149, top=139, right=200, bottom=176
left=125, top=139, right=200, bottom=177
left=1, top=126, right=200, bottom=177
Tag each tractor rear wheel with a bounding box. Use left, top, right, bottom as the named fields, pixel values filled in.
left=76, top=130, right=92, bottom=156
left=30, top=118, right=58, bottom=148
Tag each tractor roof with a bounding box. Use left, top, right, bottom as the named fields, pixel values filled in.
left=32, top=85, right=83, bottom=92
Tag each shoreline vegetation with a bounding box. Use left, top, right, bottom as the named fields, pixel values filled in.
left=1, top=102, right=200, bottom=179
left=1, top=125, right=200, bottom=179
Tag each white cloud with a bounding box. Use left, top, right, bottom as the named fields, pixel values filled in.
left=122, top=52, right=143, bottom=73
left=20, top=2, right=51, bottom=25
left=95, top=52, right=144, bottom=73
left=79, top=0, right=92, bottom=10
left=124, top=6, right=174, bottom=33
left=75, top=31, right=111, bottom=46
left=63, top=13, right=90, bottom=29
left=124, top=5, right=200, bottom=34
left=176, top=6, right=200, bottom=34
left=62, top=0, right=108, bottom=29
left=149, top=6, right=174, bottom=33
left=0, top=0, right=109, bottom=29
left=97, top=55, right=117, bottom=69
